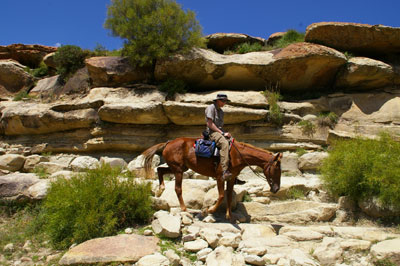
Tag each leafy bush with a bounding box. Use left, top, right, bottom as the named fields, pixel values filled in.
left=104, top=0, right=205, bottom=67
left=13, top=90, right=32, bottom=101
left=159, top=78, right=187, bottom=99
left=298, top=120, right=316, bottom=137
left=274, top=29, right=305, bottom=48
left=286, top=187, right=305, bottom=200
left=263, top=89, right=283, bottom=126
left=317, top=111, right=338, bottom=128
left=41, top=164, right=154, bottom=249
left=321, top=133, right=400, bottom=210
left=224, top=42, right=264, bottom=54
left=32, top=61, right=49, bottom=78
left=53, top=45, right=89, bottom=82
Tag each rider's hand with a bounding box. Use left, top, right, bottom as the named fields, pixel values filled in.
left=223, top=132, right=232, bottom=138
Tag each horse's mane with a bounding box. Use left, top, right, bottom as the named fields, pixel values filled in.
left=237, top=141, right=273, bottom=155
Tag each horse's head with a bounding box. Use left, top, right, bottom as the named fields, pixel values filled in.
left=264, top=152, right=282, bottom=194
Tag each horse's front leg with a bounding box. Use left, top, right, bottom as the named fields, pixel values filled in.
left=174, top=171, right=187, bottom=211
left=208, top=175, right=225, bottom=214
left=225, top=178, right=235, bottom=221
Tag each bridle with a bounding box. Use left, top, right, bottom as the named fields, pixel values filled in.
left=231, top=141, right=275, bottom=188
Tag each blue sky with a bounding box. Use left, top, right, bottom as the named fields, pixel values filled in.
left=2, top=0, right=400, bottom=50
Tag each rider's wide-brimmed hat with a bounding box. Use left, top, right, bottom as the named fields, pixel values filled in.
left=213, top=93, right=230, bottom=102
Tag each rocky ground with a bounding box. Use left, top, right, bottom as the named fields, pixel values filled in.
left=1, top=152, right=399, bottom=266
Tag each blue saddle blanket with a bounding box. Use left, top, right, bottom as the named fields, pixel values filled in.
left=194, top=139, right=218, bottom=158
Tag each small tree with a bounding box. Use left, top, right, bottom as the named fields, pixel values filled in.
left=53, top=45, right=88, bottom=82
left=104, top=0, right=204, bottom=67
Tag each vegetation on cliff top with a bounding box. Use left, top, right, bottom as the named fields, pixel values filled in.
left=104, top=0, right=205, bottom=67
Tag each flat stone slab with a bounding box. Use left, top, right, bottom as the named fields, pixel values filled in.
left=59, top=234, right=159, bottom=265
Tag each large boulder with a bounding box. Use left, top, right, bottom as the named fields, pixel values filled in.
left=206, top=33, right=266, bottom=53
left=0, top=60, right=34, bottom=95
left=58, top=67, right=90, bottom=95
left=155, top=44, right=346, bottom=92
left=335, top=57, right=396, bottom=90
left=0, top=173, right=49, bottom=201
left=305, top=22, right=400, bottom=55
left=59, top=234, right=159, bottom=265
left=85, top=56, right=152, bottom=87
left=0, top=102, right=98, bottom=135
left=371, top=238, right=400, bottom=265
left=0, top=154, right=25, bottom=171
left=0, top=44, right=57, bottom=68
left=29, top=75, right=62, bottom=97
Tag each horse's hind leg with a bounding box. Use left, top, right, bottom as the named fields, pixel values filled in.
left=156, top=167, right=172, bottom=197
left=174, top=171, right=187, bottom=211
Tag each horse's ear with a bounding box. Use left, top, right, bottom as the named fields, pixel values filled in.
left=274, top=152, right=283, bottom=162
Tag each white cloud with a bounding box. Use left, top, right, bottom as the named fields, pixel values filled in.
left=55, top=43, right=61, bottom=47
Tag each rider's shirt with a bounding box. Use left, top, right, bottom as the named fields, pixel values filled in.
left=205, top=102, right=224, bottom=132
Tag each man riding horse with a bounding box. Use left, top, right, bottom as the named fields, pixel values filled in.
left=205, top=93, right=232, bottom=182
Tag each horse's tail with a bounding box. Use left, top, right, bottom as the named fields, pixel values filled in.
left=142, top=142, right=169, bottom=179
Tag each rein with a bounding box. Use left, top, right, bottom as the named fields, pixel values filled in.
left=231, top=141, right=273, bottom=187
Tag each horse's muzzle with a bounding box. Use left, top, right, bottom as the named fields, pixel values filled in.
left=270, top=184, right=280, bottom=194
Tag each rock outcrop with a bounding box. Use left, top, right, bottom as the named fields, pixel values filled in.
left=0, top=44, right=57, bottom=68
left=0, top=60, right=34, bottom=95
left=155, top=43, right=346, bottom=92
left=305, top=22, right=400, bottom=55
left=206, top=33, right=266, bottom=53
left=85, top=56, right=152, bottom=87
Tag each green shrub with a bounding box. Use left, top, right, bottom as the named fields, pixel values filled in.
left=41, top=164, right=154, bottom=249
left=274, top=29, right=305, bottom=48
left=321, top=133, right=400, bottom=210
left=317, top=111, right=338, bottom=128
left=263, top=89, right=283, bottom=126
left=53, top=45, right=89, bottom=82
left=286, top=187, right=305, bottom=200
left=296, top=148, right=307, bottom=157
left=224, top=42, right=264, bottom=54
left=159, top=78, right=187, bottom=99
left=104, top=0, right=205, bottom=67
left=298, top=120, right=316, bottom=137
left=32, top=61, right=49, bottom=78
left=13, top=90, right=32, bottom=101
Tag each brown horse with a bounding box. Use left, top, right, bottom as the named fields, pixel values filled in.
left=142, top=137, right=282, bottom=221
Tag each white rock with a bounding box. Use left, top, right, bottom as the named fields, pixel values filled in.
left=143, top=230, right=153, bottom=236
left=136, top=252, right=169, bottom=266
left=151, top=213, right=181, bottom=238
left=340, top=239, right=371, bottom=251
left=99, top=156, right=127, bottom=168
left=164, top=249, right=180, bottom=266
left=244, top=254, right=265, bottom=266
left=371, top=238, right=400, bottom=264
left=218, top=232, right=241, bottom=248
left=298, top=152, right=328, bottom=171
left=3, top=243, right=14, bottom=252
left=184, top=239, right=208, bottom=252
left=199, top=227, right=221, bottom=248
left=203, top=215, right=216, bottom=223
left=124, top=228, right=133, bottom=234
left=313, top=237, right=343, bottom=265
left=70, top=156, right=99, bottom=171
left=241, top=246, right=268, bottom=256
left=27, top=179, right=50, bottom=200
left=0, top=154, right=25, bottom=171
left=288, top=249, right=320, bottom=266
left=49, top=170, right=75, bottom=180
left=197, top=247, right=213, bottom=261
left=127, top=154, right=160, bottom=171
left=280, top=227, right=324, bottom=241
left=263, top=253, right=281, bottom=264
left=206, top=246, right=245, bottom=266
